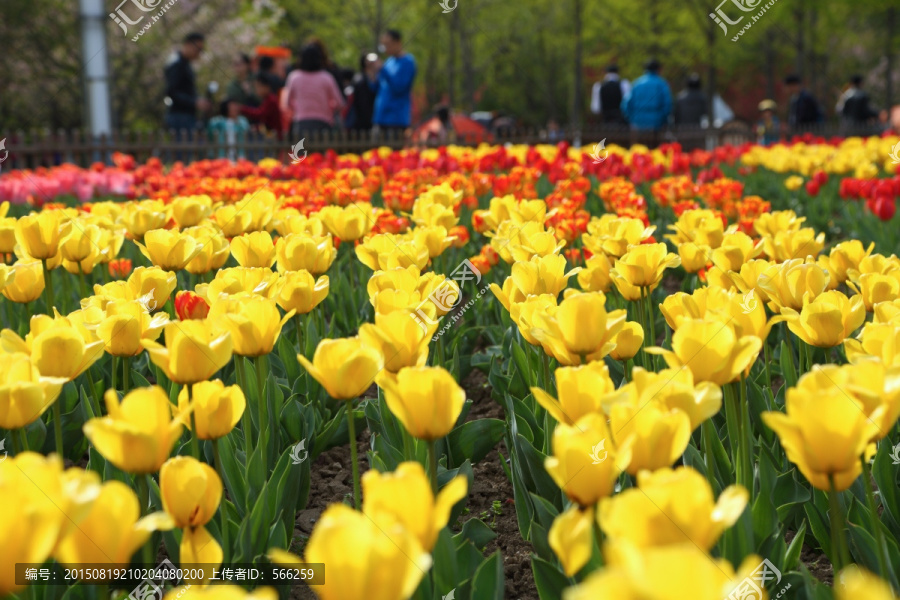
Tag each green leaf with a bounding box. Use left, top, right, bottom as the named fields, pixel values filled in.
left=784, top=521, right=806, bottom=572
left=532, top=557, right=570, bottom=600
left=471, top=552, right=504, bottom=600
left=454, top=518, right=498, bottom=551
left=529, top=492, right=560, bottom=530
left=804, top=501, right=832, bottom=560
left=873, top=440, right=900, bottom=538
left=446, top=419, right=505, bottom=467
left=780, top=340, right=798, bottom=391
left=217, top=434, right=248, bottom=517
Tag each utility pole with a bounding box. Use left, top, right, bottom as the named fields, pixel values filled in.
left=79, top=0, right=113, bottom=137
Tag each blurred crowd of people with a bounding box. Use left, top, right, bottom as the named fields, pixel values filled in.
left=163, top=30, right=418, bottom=154
left=591, top=58, right=891, bottom=144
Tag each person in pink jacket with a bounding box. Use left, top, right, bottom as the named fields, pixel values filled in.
left=282, top=44, right=345, bottom=139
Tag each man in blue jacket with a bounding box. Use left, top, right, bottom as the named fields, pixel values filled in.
left=374, top=30, right=417, bottom=135
left=621, top=59, right=672, bottom=131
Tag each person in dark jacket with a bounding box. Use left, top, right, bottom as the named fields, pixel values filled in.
left=837, top=75, right=880, bottom=135
left=164, top=32, right=209, bottom=133
left=345, top=52, right=379, bottom=131
left=241, top=73, right=284, bottom=137
left=373, top=29, right=417, bottom=134
left=673, top=73, right=708, bottom=126
left=784, top=74, right=823, bottom=130
left=590, top=65, right=630, bottom=125
left=226, top=53, right=260, bottom=107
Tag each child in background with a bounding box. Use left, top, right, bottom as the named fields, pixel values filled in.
left=756, top=99, right=780, bottom=145
left=241, top=73, right=284, bottom=137
left=208, top=101, right=250, bottom=160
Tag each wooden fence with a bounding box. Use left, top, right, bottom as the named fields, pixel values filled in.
left=0, top=121, right=852, bottom=170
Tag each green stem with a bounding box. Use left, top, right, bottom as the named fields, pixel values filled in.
left=136, top=474, right=154, bottom=564
left=763, top=341, right=773, bottom=400
left=346, top=399, right=362, bottom=509
left=739, top=376, right=753, bottom=492
left=85, top=367, right=103, bottom=417
left=634, top=290, right=646, bottom=369
left=701, top=419, right=718, bottom=491
left=122, top=356, right=130, bottom=395
left=188, top=384, right=200, bottom=459
left=828, top=477, right=850, bottom=572
left=52, top=398, right=64, bottom=458
left=111, top=355, right=118, bottom=394
left=78, top=270, right=89, bottom=299
left=213, top=439, right=230, bottom=564
left=862, top=454, right=890, bottom=579
left=724, top=383, right=742, bottom=487
left=235, top=358, right=253, bottom=460
left=295, top=314, right=304, bottom=353
left=255, top=354, right=269, bottom=475
left=645, top=286, right=657, bottom=370
left=427, top=439, right=439, bottom=495
left=42, top=259, right=56, bottom=313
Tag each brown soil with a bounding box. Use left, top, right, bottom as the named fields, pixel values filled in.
left=786, top=529, right=833, bottom=586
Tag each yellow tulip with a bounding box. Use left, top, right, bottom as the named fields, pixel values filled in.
left=677, top=242, right=711, bottom=273
left=617, top=367, right=721, bottom=431
left=135, top=229, right=206, bottom=271
left=180, top=525, right=223, bottom=581
left=58, top=222, right=102, bottom=263
left=197, top=266, right=280, bottom=304
left=660, top=286, right=782, bottom=344
left=268, top=504, right=430, bottom=600
left=15, top=211, right=70, bottom=260
left=564, top=543, right=767, bottom=600
left=0, top=216, right=17, bottom=254
left=362, top=462, right=468, bottom=551
left=160, top=456, right=222, bottom=528
left=545, top=413, right=631, bottom=507
left=83, top=386, right=188, bottom=474
left=610, top=243, right=681, bottom=291
left=664, top=209, right=725, bottom=249
left=509, top=293, right=557, bottom=346
left=646, top=318, right=761, bottom=386
left=762, top=369, right=883, bottom=491
left=55, top=480, right=173, bottom=567
left=598, top=467, right=748, bottom=550
left=532, top=291, right=627, bottom=365
left=577, top=251, right=614, bottom=292
left=511, top=253, right=580, bottom=297
left=0, top=454, right=89, bottom=596
left=375, top=366, right=465, bottom=440
left=163, top=586, right=278, bottom=600
left=275, top=233, right=336, bottom=275
left=417, top=272, right=461, bottom=317
left=182, top=226, right=230, bottom=275
left=754, top=209, right=805, bottom=237
left=784, top=175, right=804, bottom=190
left=1, top=260, right=44, bottom=303
left=531, top=361, right=619, bottom=425
left=411, top=195, right=459, bottom=229
left=583, top=214, right=655, bottom=258
left=2, top=314, right=104, bottom=380
left=209, top=293, right=294, bottom=357
left=128, top=266, right=178, bottom=310
left=762, top=227, right=825, bottom=261
left=413, top=225, right=456, bottom=258
left=836, top=566, right=897, bottom=600
left=728, top=258, right=775, bottom=301
left=874, top=298, right=900, bottom=324
left=118, top=201, right=168, bottom=239
left=781, top=290, right=866, bottom=348
left=177, top=379, right=246, bottom=440
left=359, top=309, right=435, bottom=373
left=824, top=240, right=874, bottom=285
left=505, top=222, right=566, bottom=263
left=170, top=195, right=213, bottom=228
left=230, top=231, right=277, bottom=268
left=0, top=352, right=66, bottom=429
left=275, top=270, right=329, bottom=314
left=144, top=320, right=233, bottom=384
left=355, top=233, right=429, bottom=271
left=850, top=272, right=900, bottom=312
left=317, top=203, right=375, bottom=241
left=298, top=337, right=384, bottom=400
left=489, top=276, right=526, bottom=312
left=549, top=505, right=594, bottom=576
left=609, top=321, right=644, bottom=361
left=710, top=231, right=763, bottom=272
left=845, top=322, right=900, bottom=367
left=96, top=299, right=169, bottom=356
left=608, top=402, right=691, bottom=475
left=273, top=210, right=325, bottom=237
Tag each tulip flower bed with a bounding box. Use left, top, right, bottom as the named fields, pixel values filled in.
left=1, top=135, right=900, bottom=600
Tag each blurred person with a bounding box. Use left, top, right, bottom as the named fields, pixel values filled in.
left=784, top=74, right=823, bottom=130
left=836, top=75, right=881, bottom=135
left=373, top=29, right=417, bottom=135
left=418, top=104, right=454, bottom=144
left=590, top=64, right=630, bottom=125
left=226, top=53, right=260, bottom=107
left=621, top=58, right=672, bottom=132
left=283, top=44, right=345, bottom=138
left=673, top=73, right=707, bottom=126
left=305, top=37, right=346, bottom=98
left=257, top=56, right=284, bottom=91
left=345, top=52, right=380, bottom=131
left=241, top=73, right=284, bottom=137
left=208, top=101, right=250, bottom=160
left=164, top=32, right=209, bottom=133
left=756, top=99, right=780, bottom=145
